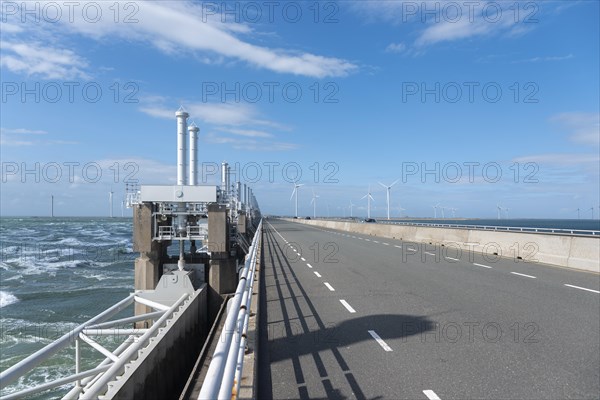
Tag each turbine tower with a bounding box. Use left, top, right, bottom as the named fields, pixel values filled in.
left=361, top=186, right=374, bottom=219
left=50, top=195, right=54, bottom=218
left=433, top=204, right=440, bottom=218
left=290, top=182, right=304, bottom=217
left=310, top=190, right=319, bottom=218
left=109, top=188, right=114, bottom=218
left=378, top=180, right=398, bottom=220
left=497, top=204, right=503, bottom=220
left=349, top=200, right=355, bottom=217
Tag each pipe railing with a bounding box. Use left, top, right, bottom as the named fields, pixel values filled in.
left=0, top=291, right=188, bottom=400
left=309, top=217, right=599, bottom=237
left=198, top=219, right=262, bottom=400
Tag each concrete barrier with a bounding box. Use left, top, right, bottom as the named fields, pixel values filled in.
left=284, top=219, right=599, bottom=273
left=103, top=284, right=208, bottom=399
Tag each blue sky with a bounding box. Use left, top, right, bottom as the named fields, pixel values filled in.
left=1, top=0, right=598, bottom=218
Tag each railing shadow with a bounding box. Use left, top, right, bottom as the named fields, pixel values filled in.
left=259, top=222, right=434, bottom=400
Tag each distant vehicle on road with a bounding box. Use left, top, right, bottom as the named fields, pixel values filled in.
left=305, top=216, right=311, bottom=220
left=363, top=218, right=376, bottom=223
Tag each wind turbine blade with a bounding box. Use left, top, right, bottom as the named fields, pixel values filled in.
left=378, top=182, right=386, bottom=188
left=369, top=194, right=374, bottom=201
left=290, top=189, right=296, bottom=201
left=361, top=194, right=368, bottom=200
left=297, top=183, right=304, bottom=187
left=390, top=179, right=399, bottom=187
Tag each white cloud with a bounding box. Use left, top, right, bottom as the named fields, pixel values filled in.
left=138, top=98, right=296, bottom=151
left=513, top=153, right=600, bottom=166
left=219, top=128, right=273, bottom=138
left=1, top=128, right=47, bottom=135
left=385, top=42, right=406, bottom=54
left=0, top=127, right=78, bottom=146
left=512, top=54, right=574, bottom=64
left=0, top=41, right=90, bottom=80
left=139, top=101, right=275, bottom=127
left=350, top=1, right=541, bottom=50
left=205, top=133, right=298, bottom=151
left=5, top=1, right=356, bottom=79
left=551, top=112, right=600, bottom=146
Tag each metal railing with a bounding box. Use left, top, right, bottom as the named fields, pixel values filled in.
left=198, top=219, right=263, bottom=400
left=375, top=220, right=600, bottom=236
left=0, top=292, right=190, bottom=400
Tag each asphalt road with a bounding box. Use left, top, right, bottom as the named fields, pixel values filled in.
left=257, top=219, right=600, bottom=400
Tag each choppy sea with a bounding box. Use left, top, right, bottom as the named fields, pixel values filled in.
left=0, top=217, right=135, bottom=398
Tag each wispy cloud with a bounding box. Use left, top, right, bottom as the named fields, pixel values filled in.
left=0, top=127, right=77, bottom=146
left=4, top=1, right=356, bottom=79
left=351, top=1, right=545, bottom=50
left=0, top=41, right=90, bottom=80
left=385, top=42, right=407, bottom=54
left=512, top=54, right=574, bottom=64
left=513, top=153, right=600, bottom=166
left=205, top=133, right=298, bottom=151
left=139, top=97, right=297, bottom=151
left=1, top=128, right=47, bottom=135
left=551, top=112, right=600, bottom=146
left=218, top=128, right=273, bottom=138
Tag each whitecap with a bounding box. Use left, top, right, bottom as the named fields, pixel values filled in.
left=0, top=290, right=19, bottom=308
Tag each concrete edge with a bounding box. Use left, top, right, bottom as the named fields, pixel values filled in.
left=283, top=218, right=600, bottom=274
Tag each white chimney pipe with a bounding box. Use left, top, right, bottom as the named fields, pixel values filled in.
left=221, top=162, right=228, bottom=198
left=188, top=123, right=199, bottom=186
left=176, top=109, right=189, bottom=185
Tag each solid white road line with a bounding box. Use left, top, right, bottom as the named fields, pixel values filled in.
left=445, top=257, right=459, bottom=261
left=301, top=257, right=306, bottom=261
left=314, top=271, right=322, bottom=278
left=473, top=263, right=492, bottom=269
left=423, top=390, right=442, bottom=400
left=306, top=263, right=313, bottom=268
left=339, top=299, right=356, bottom=313
left=394, top=245, right=402, bottom=249
left=383, top=242, right=390, bottom=245
left=424, top=252, right=436, bottom=256
left=510, top=272, right=537, bottom=279
left=324, top=282, right=335, bottom=291
left=564, top=284, right=600, bottom=294
left=373, top=240, right=379, bottom=243
left=368, top=330, right=393, bottom=352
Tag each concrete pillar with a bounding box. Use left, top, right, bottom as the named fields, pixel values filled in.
left=207, top=203, right=237, bottom=320
left=237, top=211, right=247, bottom=234
left=133, top=203, right=165, bottom=324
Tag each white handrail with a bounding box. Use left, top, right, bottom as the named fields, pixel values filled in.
left=198, top=219, right=262, bottom=400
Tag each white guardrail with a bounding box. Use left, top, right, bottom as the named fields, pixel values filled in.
left=0, top=292, right=189, bottom=399
left=198, top=219, right=262, bottom=400
left=317, top=218, right=600, bottom=237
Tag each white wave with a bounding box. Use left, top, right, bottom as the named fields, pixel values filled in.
left=0, top=290, right=19, bottom=308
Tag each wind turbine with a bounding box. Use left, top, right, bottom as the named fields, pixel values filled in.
left=349, top=200, right=355, bottom=217
left=451, top=208, right=458, bottom=218
left=504, top=207, right=510, bottom=219
left=109, top=188, right=114, bottom=218
left=378, top=180, right=398, bottom=220
left=397, top=203, right=406, bottom=217
left=440, top=206, right=446, bottom=219
left=496, top=204, right=503, bottom=220
left=361, top=186, right=374, bottom=218
left=310, top=190, right=319, bottom=218
left=290, top=182, right=304, bottom=217
left=433, top=203, right=440, bottom=218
